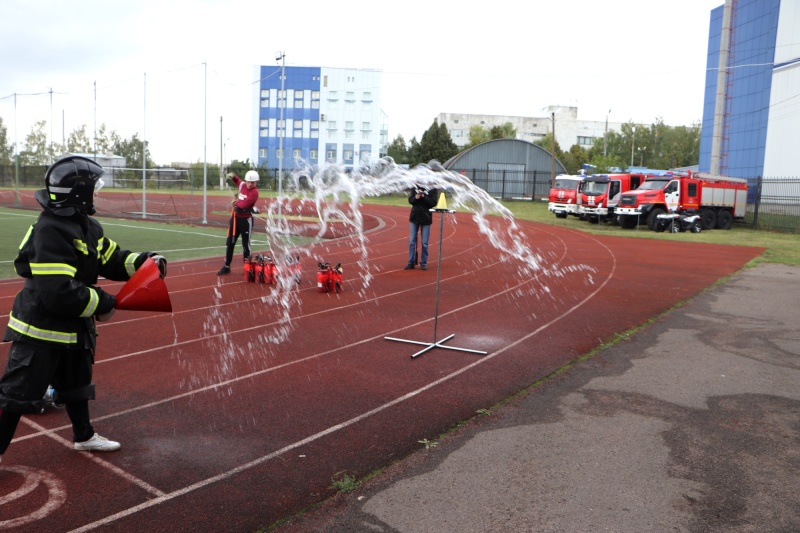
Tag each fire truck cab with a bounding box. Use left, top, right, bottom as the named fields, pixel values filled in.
left=579, top=173, right=646, bottom=223
left=547, top=174, right=585, bottom=219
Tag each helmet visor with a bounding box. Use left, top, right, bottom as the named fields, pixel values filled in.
left=95, top=178, right=105, bottom=194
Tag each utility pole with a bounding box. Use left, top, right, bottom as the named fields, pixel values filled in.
left=550, top=112, right=556, bottom=187
left=603, top=109, right=610, bottom=157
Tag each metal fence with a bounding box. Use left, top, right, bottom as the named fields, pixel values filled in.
left=1, top=165, right=798, bottom=233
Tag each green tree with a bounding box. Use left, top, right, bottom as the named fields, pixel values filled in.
left=112, top=132, right=155, bottom=169
left=387, top=134, right=410, bottom=165
left=19, top=120, right=52, bottom=165
left=490, top=122, right=516, bottom=140
left=467, top=125, right=491, bottom=148
left=96, top=123, right=123, bottom=156
left=588, top=119, right=700, bottom=172
left=408, top=136, right=422, bottom=165
left=415, top=119, right=458, bottom=166
left=0, top=117, right=13, bottom=164
left=66, top=125, right=93, bottom=154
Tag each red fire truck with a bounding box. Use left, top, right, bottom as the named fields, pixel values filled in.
left=615, top=171, right=748, bottom=231
left=547, top=174, right=585, bottom=219
left=579, top=173, right=646, bottom=223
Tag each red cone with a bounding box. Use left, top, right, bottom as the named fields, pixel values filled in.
left=114, top=257, right=172, bottom=312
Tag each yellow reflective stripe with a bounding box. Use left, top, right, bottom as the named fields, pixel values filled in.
left=125, top=252, right=140, bottom=277
left=81, top=287, right=100, bottom=317
left=101, top=238, right=118, bottom=265
left=19, top=225, right=34, bottom=250
left=30, top=263, right=77, bottom=277
left=73, top=238, right=89, bottom=255
left=7, top=312, right=78, bottom=345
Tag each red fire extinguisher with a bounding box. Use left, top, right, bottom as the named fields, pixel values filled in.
left=244, top=258, right=255, bottom=282
left=317, top=263, right=330, bottom=293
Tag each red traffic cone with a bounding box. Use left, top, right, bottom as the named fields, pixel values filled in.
left=114, top=257, right=172, bottom=312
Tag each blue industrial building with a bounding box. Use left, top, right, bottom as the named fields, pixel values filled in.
left=700, top=0, right=799, bottom=178
left=253, top=65, right=388, bottom=173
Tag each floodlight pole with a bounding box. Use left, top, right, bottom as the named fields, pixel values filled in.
left=202, top=62, right=208, bottom=224
left=385, top=201, right=488, bottom=359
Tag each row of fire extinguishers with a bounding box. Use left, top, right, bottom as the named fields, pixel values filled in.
left=317, top=261, right=343, bottom=293
left=244, top=255, right=302, bottom=284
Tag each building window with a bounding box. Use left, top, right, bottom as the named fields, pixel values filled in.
left=345, top=131, right=353, bottom=139
left=276, top=148, right=284, bottom=159
left=361, top=150, right=370, bottom=160
left=345, top=121, right=354, bottom=131
left=454, top=119, right=459, bottom=124
left=260, top=89, right=269, bottom=98
left=362, top=122, right=370, bottom=130
left=361, top=131, right=370, bottom=140
left=323, top=75, right=327, bottom=87
left=344, top=150, right=353, bottom=160
left=578, top=136, right=594, bottom=146
left=311, top=120, right=319, bottom=130
left=294, top=120, right=303, bottom=129
left=278, top=90, right=286, bottom=108
left=259, top=129, right=269, bottom=137
left=260, top=99, right=269, bottom=108
left=346, top=91, right=355, bottom=101
left=295, top=92, right=303, bottom=106
left=311, top=130, right=319, bottom=138
left=362, top=92, right=372, bottom=102
left=326, top=149, right=336, bottom=160
left=260, top=119, right=269, bottom=128
left=293, top=148, right=302, bottom=159
left=310, top=149, right=318, bottom=159
left=328, top=91, right=337, bottom=101
left=294, top=129, right=303, bottom=138
left=328, top=120, right=337, bottom=129
left=311, top=90, right=320, bottom=109
left=259, top=148, right=267, bottom=157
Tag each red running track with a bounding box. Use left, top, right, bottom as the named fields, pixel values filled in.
left=0, top=204, right=763, bottom=532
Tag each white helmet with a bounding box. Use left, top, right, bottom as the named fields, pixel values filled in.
left=245, top=170, right=259, bottom=182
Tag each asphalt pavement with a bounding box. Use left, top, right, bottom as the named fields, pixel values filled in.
left=277, top=263, right=800, bottom=533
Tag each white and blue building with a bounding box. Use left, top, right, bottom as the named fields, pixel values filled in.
left=700, top=0, right=800, bottom=178
left=252, top=66, right=388, bottom=172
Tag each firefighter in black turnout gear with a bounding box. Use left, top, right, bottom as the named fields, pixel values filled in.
left=0, top=155, right=167, bottom=462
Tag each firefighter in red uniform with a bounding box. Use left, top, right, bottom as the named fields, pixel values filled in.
left=0, top=155, right=167, bottom=462
left=217, top=170, right=260, bottom=275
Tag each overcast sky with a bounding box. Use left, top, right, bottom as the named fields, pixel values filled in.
left=0, top=0, right=724, bottom=165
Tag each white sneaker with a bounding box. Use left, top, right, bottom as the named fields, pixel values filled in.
left=74, top=433, right=121, bottom=452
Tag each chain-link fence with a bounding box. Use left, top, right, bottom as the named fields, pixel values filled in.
left=1, top=165, right=798, bottom=232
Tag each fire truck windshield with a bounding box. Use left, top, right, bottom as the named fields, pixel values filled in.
left=638, top=179, right=669, bottom=191
left=554, top=178, right=580, bottom=189
left=583, top=181, right=607, bottom=194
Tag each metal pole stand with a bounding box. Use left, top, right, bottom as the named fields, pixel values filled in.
left=386, top=204, right=488, bottom=359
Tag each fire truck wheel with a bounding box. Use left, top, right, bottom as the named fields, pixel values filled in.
left=701, top=208, right=717, bottom=230
left=618, top=215, right=637, bottom=229
left=647, top=208, right=666, bottom=231
left=716, top=209, right=733, bottom=230
left=555, top=212, right=567, bottom=219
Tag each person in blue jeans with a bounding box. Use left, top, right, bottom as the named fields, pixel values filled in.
left=404, top=186, right=439, bottom=270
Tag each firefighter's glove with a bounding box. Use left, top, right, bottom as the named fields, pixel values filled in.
left=145, top=252, right=168, bottom=278
left=252, top=206, right=259, bottom=214
left=226, top=173, right=236, bottom=188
